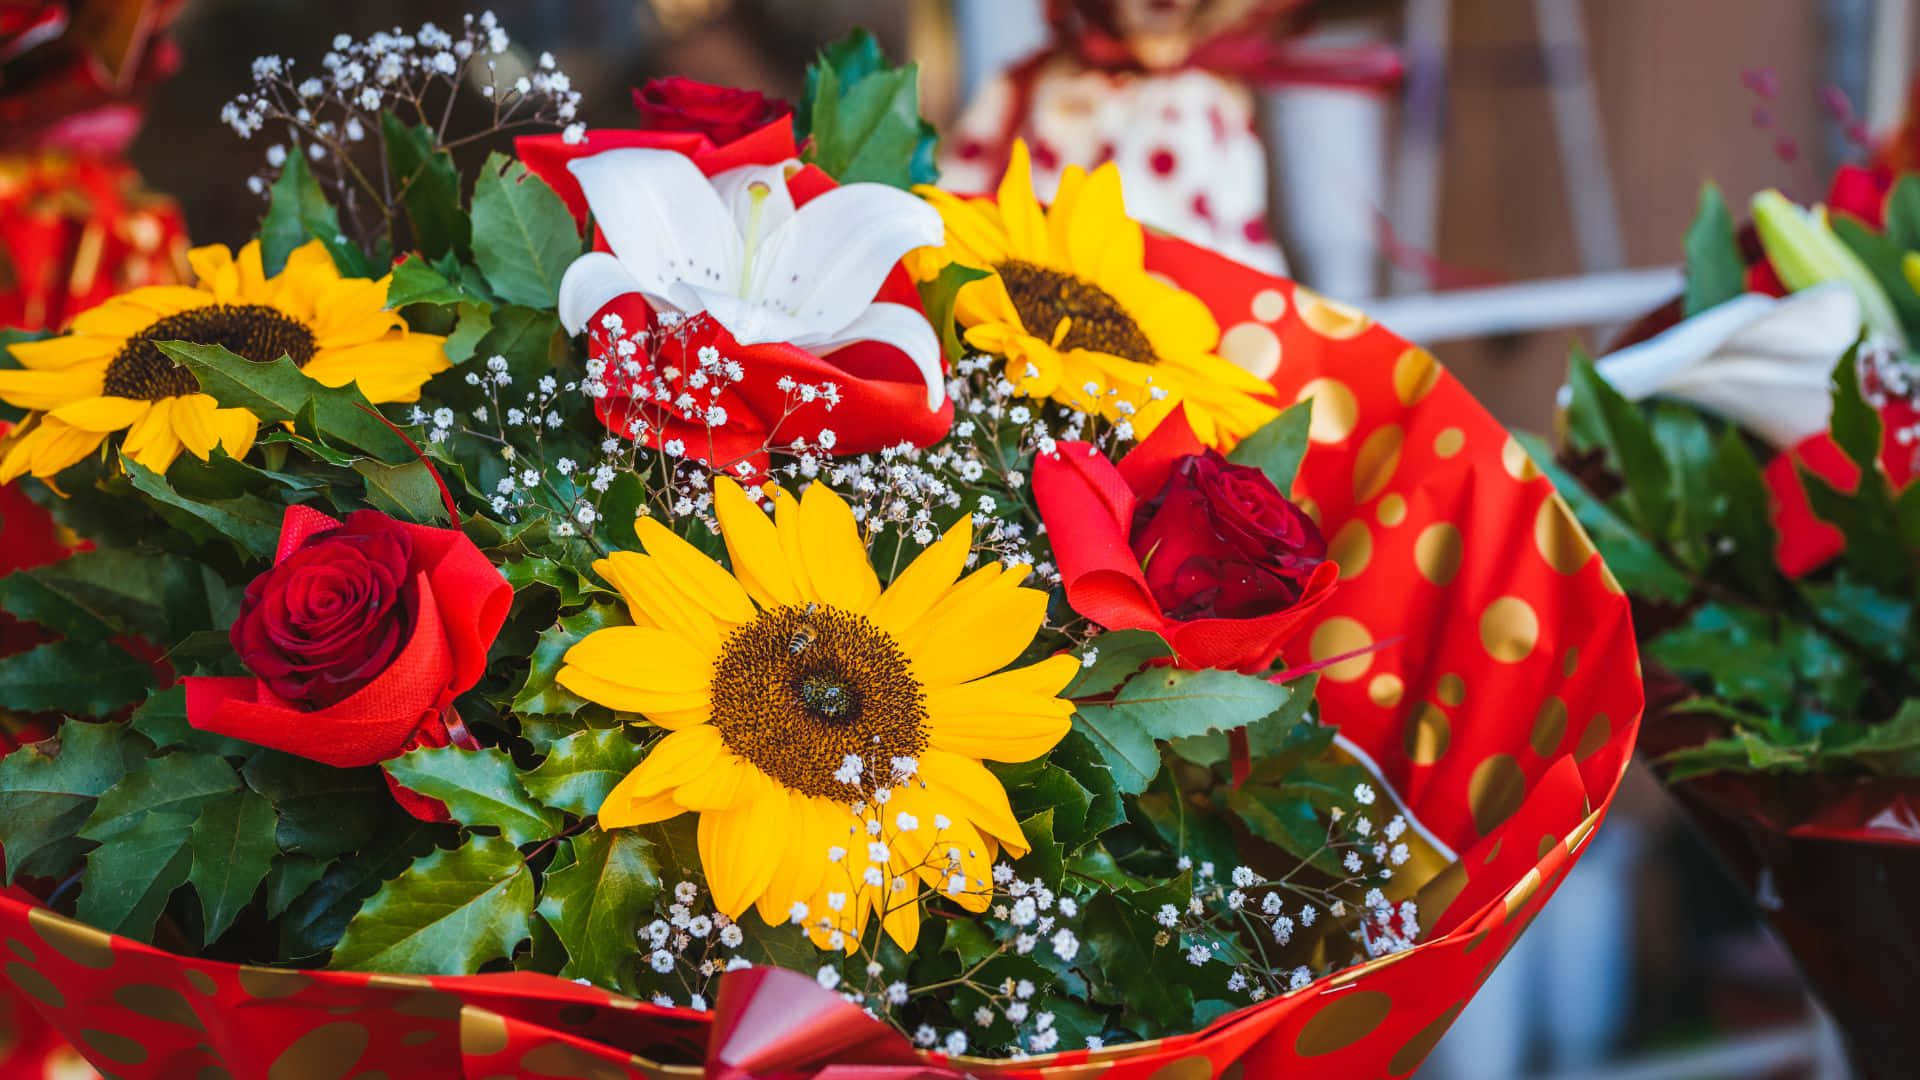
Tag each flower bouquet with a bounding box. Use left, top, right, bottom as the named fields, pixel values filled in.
left=0, top=15, right=1640, bottom=1077
left=1548, top=93, right=1920, bottom=1078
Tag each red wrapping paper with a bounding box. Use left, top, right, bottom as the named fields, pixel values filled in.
left=0, top=232, right=1643, bottom=1077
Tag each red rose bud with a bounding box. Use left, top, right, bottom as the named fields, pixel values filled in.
left=631, top=76, right=792, bottom=148
left=185, top=507, right=511, bottom=770
left=1033, top=407, right=1338, bottom=672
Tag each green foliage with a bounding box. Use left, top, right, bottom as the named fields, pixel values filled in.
left=382, top=746, right=562, bottom=847
left=1073, top=667, right=1296, bottom=795
left=329, top=834, right=533, bottom=973
left=522, top=729, right=648, bottom=817
left=0, top=640, right=151, bottom=715
left=917, top=264, right=988, bottom=366
left=155, top=341, right=414, bottom=462
left=1565, top=349, right=1672, bottom=538
left=1682, top=183, right=1745, bottom=316
left=259, top=148, right=370, bottom=277
left=538, top=829, right=660, bottom=989
left=798, top=29, right=939, bottom=188
left=187, top=787, right=279, bottom=943
left=0, top=722, right=149, bottom=883
left=470, top=152, right=582, bottom=309
left=382, top=112, right=470, bottom=259
left=1227, top=400, right=1314, bottom=494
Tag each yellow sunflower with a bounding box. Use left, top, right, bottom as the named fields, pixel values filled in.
left=908, top=139, right=1280, bottom=450
left=560, top=477, right=1078, bottom=952
left=0, top=239, right=450, bottom=482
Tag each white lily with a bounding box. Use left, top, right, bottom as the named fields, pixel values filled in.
left=557, top=148, right=947, bottom=408
left=1569, top=283, right=1862, bottom=450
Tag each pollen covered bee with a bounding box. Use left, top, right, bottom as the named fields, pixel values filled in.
left=788, top=602, right=821, bottom=656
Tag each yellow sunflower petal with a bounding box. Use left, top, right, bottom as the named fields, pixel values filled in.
left=915, top=186, right=1011, bottom=270
left=996, top=140, right=1052, bottom=267
left=698, top=776, right=786, bottom=918
left=560, top=625, right=715, bottom=702
left=712, top=477, right=803, bottom=610
left=210, top=406, right=260, bottom=461
left=5, top=334, right=116, bottom=370
left=953, top=272, right=1026, bottom=333
left=926, top=654, right=1078, bottom=762
left=0, top=367, right=104, bottom=411
left=1063, top=162, right=1144, bottom=287
left=878, top=879, right=922, bottom=950
left=635, top=517, right=759, bottom=626
left=301, top=334, right=450, bottom=405
left=68, top=294, right=166, bottom=338
left=552, top=667, right=710, bottom=724
left=119, top=397, right=181, bottom=470
left=608, top=724, right=726, bottom=804
left=47, top=395, right=149, bottom=433
left=309, top=276, right=404, bottom=348
left=753, top=794, right=844, bottom=927
left=593, top=551, right=727, bottom=653
left=796, top=481, right=880, bottom=612
left=899, top=563, right=1050, bottom=688
left=598, top=772, right=690, bottom=829
left=866, top=515, right=970, bottom=637
left=771, top=485, right=819, bottom=602
left=169, top=393, right=222, bottom=460
left=892, top=783, right=995, bottom=912
left=231, top=240, right=269, bottom=299
left=2, top=418, right=102, bottom=481
left=673, top=752, right=760, bottom=811
left=919, top=749, right=1028, bottom=854
left=187, top=243, right=239, bottom=300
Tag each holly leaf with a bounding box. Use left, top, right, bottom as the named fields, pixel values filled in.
left=1073, top=668, right=1293, bottom=794
left=353, top=458, right=450, bottom=524
left=0, top=547, right=233, bottom=645
left=187, top=786, right=279, bottom=944
left=123, top=456, right=282, bottom=560
left=383, top=746, right=562, bottom=847
left=1682, top=183, right=1745, bottom=316
left=241, top=752, right=385, bottom=860
left=329, top=834, right=533, bottom=973
left=0, top=721, right=150, bottom=883
left=387, top=252, right=490, bottom=309
left=515, top=602, right=630, bottom=718
left=1227, top=400, right=1314, bottom=495
left=1064, top=629, right=1172, bottom=699
left=538, top=829, right=661, bottom=990
left=523, top=729, right=647, bottom=818
left=82, top=751, right=240, bottom=843
left=0, top=639, right=152, bottom=716
left=75, top=810, right=193, bottom=940
left=471, top=152, right=582, bottom=309
left=278, top=819, right=441, bottom=959
left=156, top=341, right=414, bottom=462
left=800, top=29, right=938, bottom=187
left=917, top=264, right=987, bottom=365
left=1078, top=875, right=1195, bottom=1030
left=1566, top=349, right=1673, bottom=538
left=263, top=853, right=330, bottom=919
left=382, top=112, right=470, bottom=259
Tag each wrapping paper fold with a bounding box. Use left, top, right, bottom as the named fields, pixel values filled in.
left=0, top=232, right=1644, bottom=1077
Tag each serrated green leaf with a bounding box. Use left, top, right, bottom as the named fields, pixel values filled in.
left=471, top=152, right=582, bottom=309
left=1709, top=427, right=1781, bottom=598
left=0, top=639, right=151, bottom=715
left=801, top=30, right=937, bottom=188
left=515, top=602, right=630, bottom=717
left=1682, top=183, right=1745, bottom=317
left=1065, top=630, right=1173, bottom=700
left=0, top=547, right=233, bottom=645
left=1648, top=603, right=1795, bottom=713
left=279, top=819, right=441, bottom=959
left=353, top=458, right=450, bottom=524
left=241, top=753, right=384, bottom=859
left=128, top=685, right=255, bottom=759
left=76, top=810, right=193, bottom=940
left=259, top=149, right=368, bottom=277
left=1566, top=349, right=1673, bottom=537
left=329, top=833, right=533, bottom=973
left=1074, top=668, right=1291, bottom=795
left=1226, top=400, right=1314, bottom=495
left=523, top=729, right=647, bottom=817
left=383, top=746, right=561, bottom=846
left=123, top=456, right=282, bottom=559
left=1171, top=673, right=1323, bottom=771
left=443, top=301, right=494, bottom=365
left=382, top=112, right=470, bottom=259
left=1828, top=216, right=1920, bottom=340
left=1517, top=431, right=1693, bottom=603
left=0, top=721, right=150, bottom=883
left=387, top=253, right=490, bottom=309
left=156, top=341, right=414, bottom=462
left=187, top=786, right=279, bottom=944
left=82, top=751, right=239, bottom=843
left=538, top=829, right=660, bottom=989
left=1079, top=874, right=1194, bottom=1029
left=263, top=853, right=330, bottom=919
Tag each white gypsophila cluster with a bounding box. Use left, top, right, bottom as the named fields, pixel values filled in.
left=1158, top=792, right=1418, bottom=1002
left=225, top=13, right=584, bottom=226
left=1860, top=343, right=1920, bottom=461
left=629, top=877, right=752, bottom=1008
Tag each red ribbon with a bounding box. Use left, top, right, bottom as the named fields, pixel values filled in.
left=707, top=967, right=964, bottom=1079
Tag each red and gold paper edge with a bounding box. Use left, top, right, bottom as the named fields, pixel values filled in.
left=0, top=234, right=1643, bottom=1078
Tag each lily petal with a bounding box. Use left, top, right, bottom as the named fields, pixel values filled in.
left=709, top=161, right=797, bottom=238
left=568, top=148, right=743, bottom=312
left=558, top=251, right=642, bottom=335
left=746, top=183, right=942, bottom=343
left=805, top=302, right=944, bottom=410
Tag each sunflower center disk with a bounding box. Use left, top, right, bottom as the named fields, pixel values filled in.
left=710, top=605, right=928, bottom=801
left=998, top=259, right=1157, bottom=364
left=104, top=303, right=320, bottom=401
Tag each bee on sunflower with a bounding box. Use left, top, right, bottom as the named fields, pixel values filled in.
left=559, top=477, right=1079, bottom=952
left=0, top=239, right=450, bottom=481
left=908, top=139, right=1281, bottom=451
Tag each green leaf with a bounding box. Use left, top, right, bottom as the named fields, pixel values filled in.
left=0, top=548, right=234, bottom=645
left=123, top=456, right=282, bottom=559
left=1682, top=183, right=1746, bottom=316
left=1016, top=809, right=1065, bottom=885
left=1073, top=668, right=1292, bottom=795
left=383, top=746, right=562, bottom=847
left=0, top=639, right=151, bottom=715
left=382, top=112, right=470, bottom=259
left=523, top=729, right=647, bottom=817
left=353, top=458, right=450, bottom=524
left=187, top=786, right=279, bottom=944
left=259, top=149, right=367, bottom=277
left=1829, top=216, right=1920, bottom=340
left=538, top=829, right=660, bottom=989
left=1648, top=603, right=1795, bottom=713
left=241, top=753, right=385, bottom=860
left=1518, top=432, right=1693, bottom=604
left=1079, top=875, right=1194, bottom=1030
left=1064, top=630, right=1173, bottom=699
left=1883, top=175, right=1920, bottom=255
left=263, top=853, right=330, bottom=919
left=278, top=819, right=441, bottom=958
left=156, top=341, right=414, bottom=462
left=1171, top=673, right=1323, bottom=771
left=443, top=301, right=495, bottom=365
left=471, top=152, right=582, bottom=309
left=1566, top=349, right=1673, bottom=538
left=1648, top=400, right=1719, bottom=566
left=801, top=30, right=938, bottom=188
left=917, top=264, right=987, bottom=365
left=387, top=253, right=490, bottom=309
left=329, top=833, right=533, bottom=973
left=1226, top=400, right=1314, bottom=494
left=1708, top=427, right=1781, bottom=598
left=82, top=751, right=240, bottom=842
left=0, top=721, right=149, bottom=883
left=515, top=602, right=630, bottom=718
left=128, top=685, right=256, bottom=761
left=76, top=810, right=193, bottom=940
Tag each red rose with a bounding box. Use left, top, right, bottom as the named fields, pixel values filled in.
left=632, top=76, right=791, bottom=147
left=1032, top=406, right=1338, bottom=672
left=1826, top=163, right=1894, bottom=230
left=1131, top=450, right=1326, bottom=621
left=185, top=507, right=511, bottom=770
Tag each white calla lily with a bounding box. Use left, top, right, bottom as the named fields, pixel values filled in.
left=1569, top=283, right=1863, bottom=450
left=557, top=148, right=947, bottom=408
